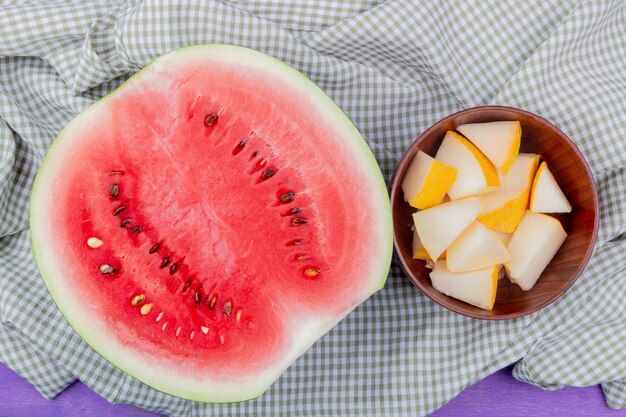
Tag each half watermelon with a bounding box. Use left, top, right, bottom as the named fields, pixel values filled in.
left=30, top=45, right=392, bottom=402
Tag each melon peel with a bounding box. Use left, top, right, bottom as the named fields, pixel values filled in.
left=476, top=188, right=529, bottom=233
left=435, top=131, right=499, bottom=200
left=457, top=120, right=521, bottom=175
left=402, top=151, right=457, bottom=209
left=530, top=161, right=572, bottom=213
left=430, top=260, right=499, bottom=310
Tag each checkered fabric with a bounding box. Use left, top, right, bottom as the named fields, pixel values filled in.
left=0, top=1, right=624, bottom=415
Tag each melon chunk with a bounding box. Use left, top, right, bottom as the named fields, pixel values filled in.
left=457, top=121, right=521, bottom=175
left=499, top=153, right=540, bottom=190
left=412, top=197, right=482, bottom=262
left=530, top=162, right=572, bottom=213
left=401, top=151, right=457, bottom=209
left=446, top=221, right=510, bottom=272
left=435, top=131, right=499, bottom=200
left=476, top=153, right=540, bottom=232
left=493, top=230, right=512, bottom=246
left=411, top=227, right=445, bottom=260
left=430, top=260, right=499, bottom=310
left=505, top=211, right=567, bottom=290
left=476, top=188, right=528, bottom=233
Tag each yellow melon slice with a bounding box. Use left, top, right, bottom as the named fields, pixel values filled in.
left=505, top=211, right=567, bottom=291
left=412, top=227, right=445, bottom=260
left=499, top=153, right=540, bottom=190
left=476, top=188, right=528, bottom=233
left=435, top=131, right=499, bottom=200
left=430, top=260, right=499, bottom=310
left=529, top=162, right=572, bottom=213
left=476, top=153, right=540, bottom=232
left=401, top=150, right=457, bottom=209
left=412, top=196, right=482, bottom=262
left=457, top=121, right=521, bottom=175
left=446, top=221, right=511, bottom=272
left=492, top=230, right=512, bottom=246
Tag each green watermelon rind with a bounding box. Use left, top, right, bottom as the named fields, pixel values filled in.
left=30, top=44, right=392, bottom=402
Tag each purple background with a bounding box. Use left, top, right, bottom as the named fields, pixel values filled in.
left=0, top=363, right=624, bottom=416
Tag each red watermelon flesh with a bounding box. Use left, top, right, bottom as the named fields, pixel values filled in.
left=30, top=45, right=392, bottom=402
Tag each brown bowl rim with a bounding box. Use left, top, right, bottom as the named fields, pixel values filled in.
left=390, top=105, right=599, bottom=320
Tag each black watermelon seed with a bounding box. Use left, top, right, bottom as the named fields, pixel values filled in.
left=261, top=167, right=276, bottom=180
left=223, top=301, right=233, bottom=316
left=112, top=205, right=126, bottom=216
left=280, top=192, right=295, bottom=204
left=120, top=218, right=132, bottom=228
left=169, top=263, right=178, bottom=275
left=133, top=225, right=142, bottom=234
left=204, top=113, right=219, bottom=126
left=149, top=243, right=160, bottom=254
left=292, top=218, right=308, bottom=226
left=289, top=207, right=302, bottom=215
left=109, top=184, right=119, bottom=199
left=181, top=279, right=192, bottom=293
left=160, top=256, right=171, bottom=269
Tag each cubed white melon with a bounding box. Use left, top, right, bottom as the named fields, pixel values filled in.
left=412, top=227, right=430, bottom=260
left=475, top=153, right=540, bottom=233
left=498, top=153, right=540, bottom=190
left=430, top=260, right=499, bottom=310
left=493, top=230, right=512, bottom=246
left=505, top=211, right=567, bottom=291
left=530, top=161, right=572, bottom=213
left=412, top=197, right=482, bottom=262
left=401, top=151, right=457, bottom=209
left=457, top=121, right=521, bottom=174
left=446, top=221, right=511, bottom=272
left=476, top=188, right=528, bottom=233
left=435, top=131, right=499, bottom=200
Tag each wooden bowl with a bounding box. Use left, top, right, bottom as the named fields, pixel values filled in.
left=391, top=106, right=598, bottom=319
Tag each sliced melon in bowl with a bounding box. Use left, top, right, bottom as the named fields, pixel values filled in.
left=493, top=229, right=512, bottom=246
left=476, top=188, right=528, bottom=233
left=401, top=150, right=457, bottom=209
left=412, top=197, right=483, bottom=262
left=457, top=121, right=521, bottom=175
left=476, top=153, right=540, bottom=232
left=499, top=153, right=540, bottom=190
left=412, top=227, right=446, bottom=260
left=505, top=211, right=567, bottom=291
left=530, top=161, right=572, bottom=213
left=435, top=131, right=499, bottom=199
left=429, top=260, right=499, bottom=310
left=446, top=221, right=510, bottom=272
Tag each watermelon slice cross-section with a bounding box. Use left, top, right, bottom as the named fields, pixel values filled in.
left=30, top=45, right=392, bottom=402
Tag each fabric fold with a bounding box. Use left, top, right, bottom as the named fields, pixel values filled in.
left=0, top=0, right=624, bottom=415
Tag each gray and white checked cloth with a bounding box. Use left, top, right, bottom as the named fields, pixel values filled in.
left=0, top=1, right=625, bottom=416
